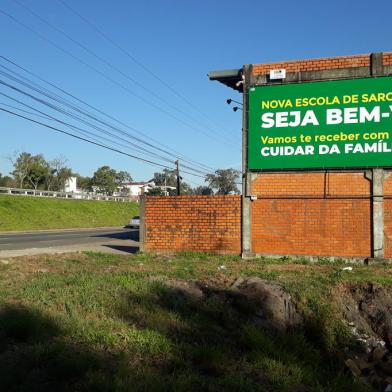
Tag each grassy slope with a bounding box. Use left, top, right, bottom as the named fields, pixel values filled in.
left=0, top=194, right=139, bottom=231
left=0, top=252, right=390, bottom=391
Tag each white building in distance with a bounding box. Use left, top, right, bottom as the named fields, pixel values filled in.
left=64, top=177, right=78, bottom=193
left=120, top=181, right=155, bottom=196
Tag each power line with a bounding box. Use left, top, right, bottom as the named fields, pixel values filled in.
left=0, top=60, right=214, bottom=175
left=0, top=78, right=178, bottom=165
left=0, top=55, right=216, bottom=173
left=0, top=106, right=211, bottom=180
left=0, top=90, right=179, bottom=166
left=0, top=77, right=211, bottom=176
left=57, top=0, right=240, bottom=140
left=0, top=101, right=52, bottom=121
left=0, top=59, right=191, bottom=162
left=1, top=87, right=210, bottom=177
left=0, top=106, right=173, bottom=169
left=15, top=0, right=238, bottom=146
left=2, top=4, right=237, bottom=148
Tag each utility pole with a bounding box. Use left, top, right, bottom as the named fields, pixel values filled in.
left=175, top=160, right=181, bottom=196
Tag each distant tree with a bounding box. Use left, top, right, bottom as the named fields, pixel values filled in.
left=179, top=182, right=192, bottom=195
left=151, top=168, right=193, bottom=195
left=0, top=173, right=14, bottom=187
left=10, top=152, right=49, bottom=191
left=193, top=185, right=213, bottom=195
left=56, top=167, right=74, bottom=191
left=46, top=156, right=73, bottom=191
left=91, top=166, right=118, bottom=195
left=115, top=170, right=133, bottom=195
left=10, top=152, right=32, bottom=188
left=76, top=175, right=92, bottom=192
left=145, top=187, right=164, bottom=196
left=91, top=166, right=132, bottom=195
left=152, top=168, right=176, bottom=187
left=205, top=168, right=241, bottom=195
left=25, top=155, right=50, bottom=192
left=116, top=170, right=132, bottom=185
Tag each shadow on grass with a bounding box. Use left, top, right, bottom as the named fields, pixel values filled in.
left=0, top=306, right=116, bottom=392
left=0, top=285, right=371, bottom=392
left=117, top=282, right=371, bottom=392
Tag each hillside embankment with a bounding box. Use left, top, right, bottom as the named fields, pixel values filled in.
left=0, top=194, right=138, bottom=231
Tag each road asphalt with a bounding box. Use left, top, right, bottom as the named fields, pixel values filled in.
left=0, top=227, right=139, bottom=258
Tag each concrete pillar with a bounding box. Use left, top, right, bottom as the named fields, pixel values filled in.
left=372, top=168, right=385, bottom=258
left=242, top=174, right=252, bottom=255
left=371, top=52, right=384, bottom=77
left=369, top=52, right=386, bottom=261
left=241, top=65, right=252, bottom=257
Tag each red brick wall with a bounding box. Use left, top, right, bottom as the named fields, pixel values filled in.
left=142, top=174, right=392, bottom=258
left=143, top=195, right=241, bottom=254
left=143, top=52, right=392, bottom=259
left=249, top=52, right=391, bottom=258
left=253, top=54, right=370, bottom=76
left=383, top=52, right=392, bottom=66
left=251, top=172, right=372, bottom=257
left=251, top=172, right=371, bottom=197
left=383, top=174, right=392, bottom=257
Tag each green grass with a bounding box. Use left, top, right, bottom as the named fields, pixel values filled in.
left=0, top=252, right=390, bottom=391
left=0, top=194, right=138, bottom=231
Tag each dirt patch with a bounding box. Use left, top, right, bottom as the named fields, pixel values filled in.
left=231, top=276, right=303, bottom=331
left=337, top=284, right=392, bottom=348
left=161, top=276, right=303, bottom=332
left=335, top=284, right=392, bottom=390
left=161, top=277, right=392, bottom=390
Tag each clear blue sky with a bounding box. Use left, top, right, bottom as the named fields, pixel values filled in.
left=0, top=0, right=391, bottom=186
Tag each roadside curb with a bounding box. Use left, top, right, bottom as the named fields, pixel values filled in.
left=0, top=226, right=127, bottom=236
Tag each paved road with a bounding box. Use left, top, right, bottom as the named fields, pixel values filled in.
left=0, top=227, right=139, bottom=257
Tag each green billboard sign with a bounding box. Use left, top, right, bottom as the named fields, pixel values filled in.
left=248, top=76, right=392, bottom=170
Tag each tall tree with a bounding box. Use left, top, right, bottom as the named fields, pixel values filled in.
left=193, top=185, right=213, bottom=195
left=0, top=173, right=14, bottom=187
left=91, top=166, right=132, bottom=195
left=116, top=170, right=133, bottom=185
left=25, top=154, right=49, bottom=192
left=10, top=152, right=49, bottom=191
left=151, top=168, right=192, bottom=195
left=91, top=166, right=118, bottom=195
left=10, top=152, right=32, bottom=188
left=145, top=187, right=164, bottom=196
left=205, top=168, right=241, bottom=195
left=76, top=175, right=92, bottom=192
left=180, top=182, right=192, bottom=195
left=57, top=167, right=74, bottom=191
left=152, top=168, right=176, bottom=187
left=46, top=156, right=73, bottom=191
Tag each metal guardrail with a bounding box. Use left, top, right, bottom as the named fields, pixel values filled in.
left=0, top=187, right=138, bottom=202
